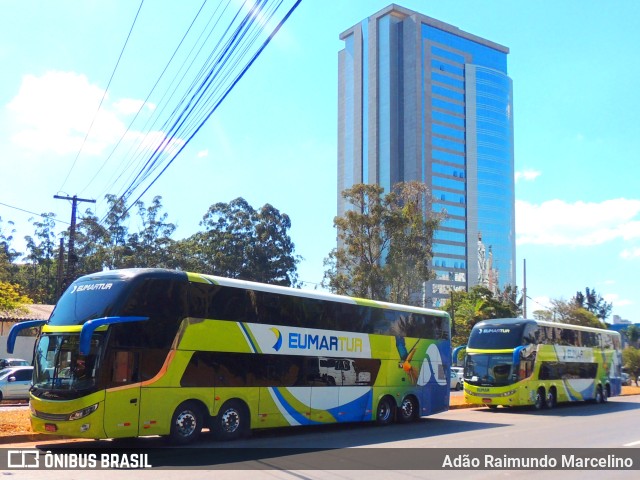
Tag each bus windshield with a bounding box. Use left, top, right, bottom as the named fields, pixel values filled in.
left=467, top=322, right=527, bottom=349
left=49, top=279, right=129, bottom=326
left=464, top=353, right=516, bottom=386
left=32, top=333, right=105, bottom=396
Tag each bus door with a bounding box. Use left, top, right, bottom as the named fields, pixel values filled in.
left=103, top=350, right=141, bottom=438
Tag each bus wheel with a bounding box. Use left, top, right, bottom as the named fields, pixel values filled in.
left=375, top=397, right=395, bottom=426
left=534, top=388, right=546, bottom=410
left=546, top=388, right=557, bottom=409
left=215, top=400, right=249, bottom=441
left=169, top=401, right=203, bottom=445
left=595, top=385, right=608, bottom=404
left=602, top=385, right=609, bottom=403
left=398, top=396, right=418, bottom=423
left=487, top=405, right=498, bottom=410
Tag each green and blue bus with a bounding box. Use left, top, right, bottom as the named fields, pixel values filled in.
left=461, top=318, right=623, bottom=410
left=8, top=268, right=451, bottom=443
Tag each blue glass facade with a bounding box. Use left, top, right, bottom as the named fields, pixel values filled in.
left=338, top=5, right=515, bottom=307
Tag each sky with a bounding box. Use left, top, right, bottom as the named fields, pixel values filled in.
left=1, top=0, right=639, bottom=323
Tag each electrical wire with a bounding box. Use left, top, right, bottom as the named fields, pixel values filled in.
left=59, top=0, right=146, bottom=194
left=98, top=0, right=302, bottom=225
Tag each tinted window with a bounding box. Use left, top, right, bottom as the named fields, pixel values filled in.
left=181, top=352, right=381, bottom=387
left=468, top=323, right=527, bottom=349
left=189, top=283, right=449, bottom=340
left=49, top=280, right=129, bottom=325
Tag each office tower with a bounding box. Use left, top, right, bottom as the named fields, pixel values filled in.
left=338, top=5, right=515, bottom=306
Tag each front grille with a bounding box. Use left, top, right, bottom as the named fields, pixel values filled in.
left=33, top=410, right=68, bottom=421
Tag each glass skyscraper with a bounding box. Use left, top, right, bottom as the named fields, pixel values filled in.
left=338, top=5, right=515, bottom=307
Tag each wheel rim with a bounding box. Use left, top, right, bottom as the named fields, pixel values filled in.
left=175, top=410, right=197, bottom=438
left=378, top=400, right=391, bottom=422
left=221, top=407, right=241, bottom=434
left=401, top=398, right=414, bottom=419
left=547, top=391, right=555, bottom=408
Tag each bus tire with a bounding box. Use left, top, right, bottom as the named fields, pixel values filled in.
left=534, top=388, right=546, bottom=410
left=602, top=385, right=609, bottom=403
left=169, top=401, right=203, bottom=445
left=375, top=396, right=395, bottom=426
left=398, top=396, right=418, bottom=423
left=546, top=388, right=557, bottom=409
left=215, top=400, right=250, bottom=441
left=595, top=385, right=604, bottom=404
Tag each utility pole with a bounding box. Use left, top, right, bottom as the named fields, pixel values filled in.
left=55, top=238, right=65, bottom=300
left=54, top=194, right=96, bottom=286
left=523, top=258, right=527, bottom=319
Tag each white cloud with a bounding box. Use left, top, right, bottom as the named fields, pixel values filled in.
left=621, top=247, right=640, bottom=259
left=516, top=198, right=640, bottom=246
left=113, top=98, right=156, bottom=115
left=6, top=71, right=172, bottom=158
left=603, top=293, right=632, bottom=308
left=515, top=169, right=541, bottom=182
left=7, top=71, right=124, bottom=156
left=196, top=149, right=209, bottom=158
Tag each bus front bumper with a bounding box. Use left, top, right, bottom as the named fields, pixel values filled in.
left=464, top=386, right=520, bottom=407
left=29, top=395, right=107, bottom=439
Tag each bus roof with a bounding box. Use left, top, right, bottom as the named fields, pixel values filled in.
left=73, top=268, right=449, bottom=319
left=473, top=317, right=620, bottom=336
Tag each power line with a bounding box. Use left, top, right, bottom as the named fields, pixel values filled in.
left=123, top=0, right=302, bottom=215
left=59, top=0, right=146, bottom=193
left=100, top=0, right=303, bottom=225
left=81, top=0, right=214, bottom=198
left=0, top=200, right=70, bottom=225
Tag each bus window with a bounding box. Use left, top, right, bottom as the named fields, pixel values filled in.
left=110, top=351, right=137, bottom=385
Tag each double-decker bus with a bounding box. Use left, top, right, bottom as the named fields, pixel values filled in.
left=8, top=268, right=451, bottom=443
left=462, top=318, right=622, bottom=410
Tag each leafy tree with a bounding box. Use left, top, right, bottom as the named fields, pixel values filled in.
left=548, top=298, right=606, bottom=328
left=622, top=325, right=640, bottom=349
left=74, top=209, right=112, bottom=277
left=324, top=182, right=442, bottom=305
left=0, top=217, right=21, bottom=282
left=182, top=197, right=300, bottom=286
left=442, top=285, right=522, bottom=347
left=127, top=196, right=176, bottom=268
left=19, top=213, right=58, bottom=303
left=622, top=347, right=640, bottom=387
left=532, top=310, right=554, bottom=321
left=573, top=287, right=612, bottom=321
left=0, top=281, right=32, bottom=315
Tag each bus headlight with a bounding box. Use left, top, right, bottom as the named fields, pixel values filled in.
left=68, top=404, right=99, bottom=421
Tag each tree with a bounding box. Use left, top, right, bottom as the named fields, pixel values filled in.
left=324, top=182, right=442, bottom=305
left=622, top=347, right=640, bottom=387
left=0, top=281, right=32, bottom=316
left=182, top=198, right=300, bottom=286
left=0, top=217, right=21, bottom=282
left=573, top=287, right=612, bottom=321
left=19, top=213, right=58, bottom=303
left=622, top=325, right=640, bottom=349
left=127, top=196, right=176, bottom=268
left=442, top=285, right=522, bottom=347
left=548, top=298, right=606, bottom=329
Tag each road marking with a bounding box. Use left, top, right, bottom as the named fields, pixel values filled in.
left=623, top=440, right=640, bottom=447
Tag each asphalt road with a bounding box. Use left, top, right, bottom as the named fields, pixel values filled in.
left=2, top=395, right=639, bottom=479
